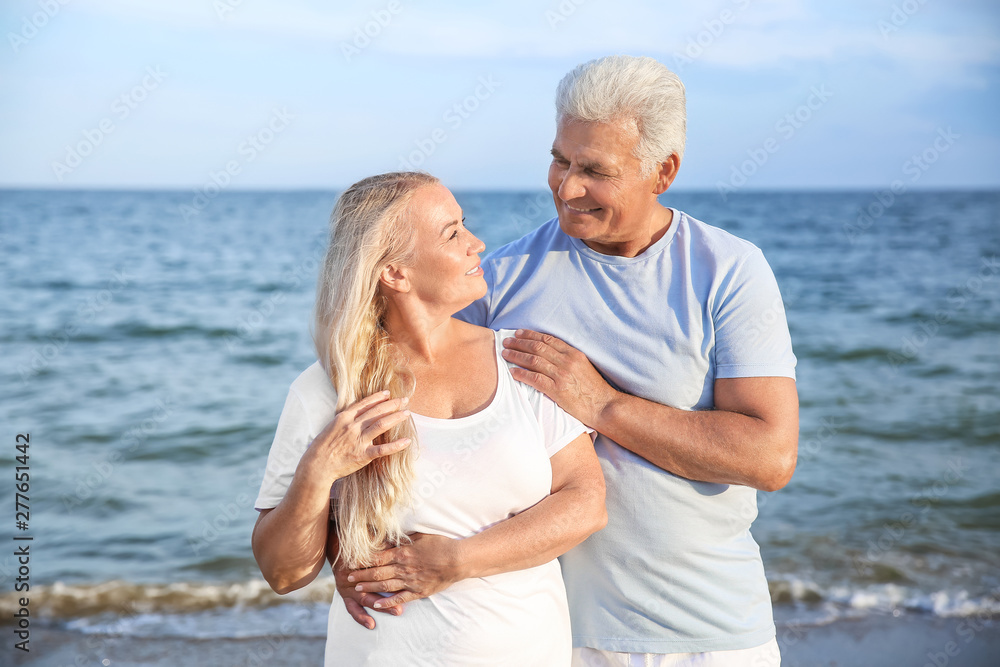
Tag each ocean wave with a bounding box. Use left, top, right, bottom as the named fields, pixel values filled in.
left=2, top=577, right=997, bottom=631
left=768, top=577, right=1000, bottom=622
left=0, top=579, right=334, bottom=621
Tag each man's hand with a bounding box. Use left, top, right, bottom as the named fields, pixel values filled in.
left=327, top=526, right=402, bottom=630
left=501, top=329, right=617, bottom=426
left=333, top=560, right=403, bottom=630
left=346, top=533, right=464, bottom=609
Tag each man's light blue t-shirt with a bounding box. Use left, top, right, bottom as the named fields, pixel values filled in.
left=456, top=209, right=796, bottom=654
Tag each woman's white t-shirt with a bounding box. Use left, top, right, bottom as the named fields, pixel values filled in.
left=254, top=329, right=591, bottom=666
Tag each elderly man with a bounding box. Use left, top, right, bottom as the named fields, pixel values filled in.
left=338, top=55, right=797, bottom=666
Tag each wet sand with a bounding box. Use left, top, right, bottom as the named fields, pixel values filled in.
left=11, top=614, right=998, bottom=666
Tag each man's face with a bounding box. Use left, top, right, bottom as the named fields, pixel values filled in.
left=547, top=117, right=664, bottom=255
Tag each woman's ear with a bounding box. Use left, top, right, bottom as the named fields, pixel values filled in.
left=379, top=263, right=410, bottom=294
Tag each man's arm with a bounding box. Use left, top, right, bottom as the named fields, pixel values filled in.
left=501, top=330, right=798, bottom=492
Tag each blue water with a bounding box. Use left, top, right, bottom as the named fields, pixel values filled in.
left=1, top=188, right=998, bottom=634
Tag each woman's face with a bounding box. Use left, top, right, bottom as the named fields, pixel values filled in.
left=398, top=183, right=487, bottom=312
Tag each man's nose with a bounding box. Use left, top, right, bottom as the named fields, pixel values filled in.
left=558, top=168, right=586, bottom=201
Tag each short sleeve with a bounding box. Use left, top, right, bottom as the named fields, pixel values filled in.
left=525, top=387, right=594, bottom=457
left=713, top=248, right=797, bottom=380
left=498, top=330, right=593, bottom=457
left=254, top=388, right=316, bottom=510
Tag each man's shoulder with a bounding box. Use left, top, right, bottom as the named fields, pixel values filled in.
left=484, top=217, right=567, bottom=266
left=676, top=209, right=762, bottom=262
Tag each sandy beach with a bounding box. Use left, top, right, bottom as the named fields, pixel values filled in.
left=10, top=614, right=996, bottom=667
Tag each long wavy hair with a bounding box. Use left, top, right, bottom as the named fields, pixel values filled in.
left=313, top=171, right=437, bottom=568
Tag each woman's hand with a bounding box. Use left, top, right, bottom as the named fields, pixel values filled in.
left=298, top=390, right=412, bottom=485
left=346, top=533, right=464, bottom=608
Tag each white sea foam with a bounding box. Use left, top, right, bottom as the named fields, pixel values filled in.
left=1, top=576, right=997, bottom=639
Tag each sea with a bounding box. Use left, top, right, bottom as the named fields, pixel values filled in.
left=1, top=189, right=998, bottom=646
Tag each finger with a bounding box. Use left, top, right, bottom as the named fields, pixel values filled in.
left=344, top=597, right=375, bottom=630
left=341, top=390, right=393, bottom=420
left=365, top=437, right=411, bottom=461
left=357, top=591, right=397, bottom=612
left=509, top=366, right=555, bottom=394
left=374, top=591, right=422, bottom=609
left=355, top=578, right=407, bottom=594
left=500, top=347, right=561, bottom=379
left=346, top=551, right=400, bottom=582
left=360, top=409, right=412, bottom=443
left=513, top=328, right=569, bottom=351
left=333, top=561, right=355, bottom=585
left=357, top=395, right=409, bottom=423
left=348, top=564, right=398, bottom=584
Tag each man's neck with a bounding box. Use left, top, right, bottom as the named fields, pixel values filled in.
left=581, top=206, right=673, bottom=258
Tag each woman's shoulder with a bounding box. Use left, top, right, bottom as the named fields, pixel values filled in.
left=287, top=361, right=338, bottom=421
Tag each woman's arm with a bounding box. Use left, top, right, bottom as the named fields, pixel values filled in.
left=252, top=391, right=411, bottom=595
left=344, top=432, right=606, bottom=608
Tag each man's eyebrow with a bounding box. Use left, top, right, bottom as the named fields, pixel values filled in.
left=551, top=147, right=610, bottom=172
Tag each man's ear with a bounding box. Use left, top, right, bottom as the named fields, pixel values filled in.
left=379, top=263, right=410, bottom=294
left=652, top=153, right=681, bottom=195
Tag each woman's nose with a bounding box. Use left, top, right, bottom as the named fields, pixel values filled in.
left=469, top=233, right=486, bottom=254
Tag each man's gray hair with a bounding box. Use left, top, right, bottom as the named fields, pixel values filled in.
left=555, top=55, right=686, bottom=175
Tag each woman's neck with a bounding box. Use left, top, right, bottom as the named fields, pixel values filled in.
left=382, top=300, right=456, bottom=365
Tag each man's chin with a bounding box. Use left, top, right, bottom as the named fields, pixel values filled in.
left=557, top=215, right=601, bottom=239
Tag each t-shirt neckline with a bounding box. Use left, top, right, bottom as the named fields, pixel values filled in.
left=567, top=207, right=681, bottom=265
left=409, top=329, right=506, bottom=426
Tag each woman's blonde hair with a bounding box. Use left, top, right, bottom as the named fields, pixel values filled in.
left=313, top=171, right=438, bottom=568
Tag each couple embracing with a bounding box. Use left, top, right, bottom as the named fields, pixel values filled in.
left=252, top=55, right=798, bottom=667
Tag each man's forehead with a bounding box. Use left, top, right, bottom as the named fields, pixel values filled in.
left=552, top=117, right=640, bottom=165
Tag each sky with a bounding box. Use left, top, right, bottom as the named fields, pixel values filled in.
left=1, top=0, right=998, bottom=191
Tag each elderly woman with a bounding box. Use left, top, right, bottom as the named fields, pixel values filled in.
left=251, top=171, right=606, bottom=666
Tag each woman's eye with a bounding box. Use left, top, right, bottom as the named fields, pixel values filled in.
left=450, top=230, right=459, bottom=240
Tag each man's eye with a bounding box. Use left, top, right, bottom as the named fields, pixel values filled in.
left=450, top=230, right=459, bottom=240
